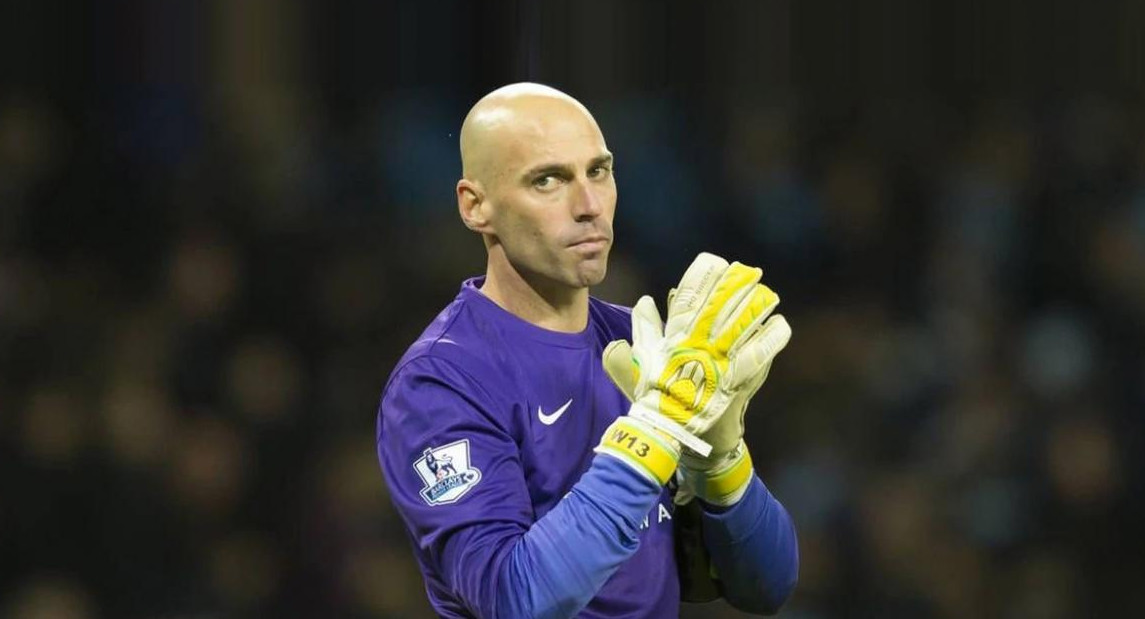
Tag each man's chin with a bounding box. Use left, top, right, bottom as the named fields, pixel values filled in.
left=574, top=260, right=608, bottom=288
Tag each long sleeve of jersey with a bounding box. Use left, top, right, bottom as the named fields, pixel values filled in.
left=378, top=356, right=668, bottom=619
left=701, top=476, right=799, bottom=614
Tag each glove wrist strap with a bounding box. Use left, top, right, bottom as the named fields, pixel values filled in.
left=682, top=440, right=754, bottom=506
left=595, top=416, right=681, bottom=486
left=628, top=399, right=713, bottom=457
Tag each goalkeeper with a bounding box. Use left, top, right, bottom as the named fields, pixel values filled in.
left=376, top=83, right=798, bottom=618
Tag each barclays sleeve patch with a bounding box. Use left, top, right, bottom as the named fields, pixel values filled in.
left=413, top=439, right=483, bottom=505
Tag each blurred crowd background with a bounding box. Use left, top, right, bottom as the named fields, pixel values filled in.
left=3, top=1, right=1145, bottom=618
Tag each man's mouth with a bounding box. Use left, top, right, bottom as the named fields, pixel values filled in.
left=569, top=236, right=610, bottom=252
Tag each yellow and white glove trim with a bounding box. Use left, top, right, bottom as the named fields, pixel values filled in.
left=681, top=440, right=755, bottom=506
left=595, top=416, right=681, bottom=486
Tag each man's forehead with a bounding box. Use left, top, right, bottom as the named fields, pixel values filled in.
left=460, top=87, right=607, bottom=183
left=493, top=108, right=607, bottom=168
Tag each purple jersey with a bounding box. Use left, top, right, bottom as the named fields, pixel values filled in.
left=378, top=277, right=679, bottom=618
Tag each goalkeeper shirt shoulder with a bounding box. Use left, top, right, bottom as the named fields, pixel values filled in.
left=377, top=276, right=680, bottom=618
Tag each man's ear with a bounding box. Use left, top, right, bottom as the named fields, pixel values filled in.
left=457, top=179, right=493, bottom=234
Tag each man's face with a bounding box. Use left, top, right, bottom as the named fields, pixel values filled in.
left=482, top=100, right=616, bottom=290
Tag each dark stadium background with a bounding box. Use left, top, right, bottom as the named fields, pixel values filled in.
left=2, top=1, right=1144, bottom=617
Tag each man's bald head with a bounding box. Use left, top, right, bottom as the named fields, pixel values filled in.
left=454, top=82, right=616, bottom=299
left=459, top=82, right=599, bottom=187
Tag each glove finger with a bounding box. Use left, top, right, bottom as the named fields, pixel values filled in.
left=602, top=339, right=639, bottom=402
left=716, top=283, right=779, bottom=355
left=726, top=314, right=791, bottom=389
left=632, top=295, right=665, bottom=344
left=687, top=261, right=763, bottom=342
left=631, top=295, right=665, bottom=384
left=665, top=252, right=730, bottom=337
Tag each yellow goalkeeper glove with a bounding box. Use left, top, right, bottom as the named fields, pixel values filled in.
left=603, top=252, right=791, bottom=504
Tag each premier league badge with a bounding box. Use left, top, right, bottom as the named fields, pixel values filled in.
left=414, top=439, right=482, bottom=505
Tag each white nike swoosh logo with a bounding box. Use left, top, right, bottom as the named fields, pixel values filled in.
left=537, top=399, right=573, bottom=425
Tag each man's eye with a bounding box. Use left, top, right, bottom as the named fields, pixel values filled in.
left=589, top=165, right=612, bottom=179
left=533, top=175, right=558, bottom=189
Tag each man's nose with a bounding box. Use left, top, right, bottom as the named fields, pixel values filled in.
left=572, top=180, right=604, bottom=221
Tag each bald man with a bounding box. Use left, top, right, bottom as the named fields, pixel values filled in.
left=376, top=83, right=798, bottom=618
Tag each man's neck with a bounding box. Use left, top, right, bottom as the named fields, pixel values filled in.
left=480, top=257, right=589, bottom=333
